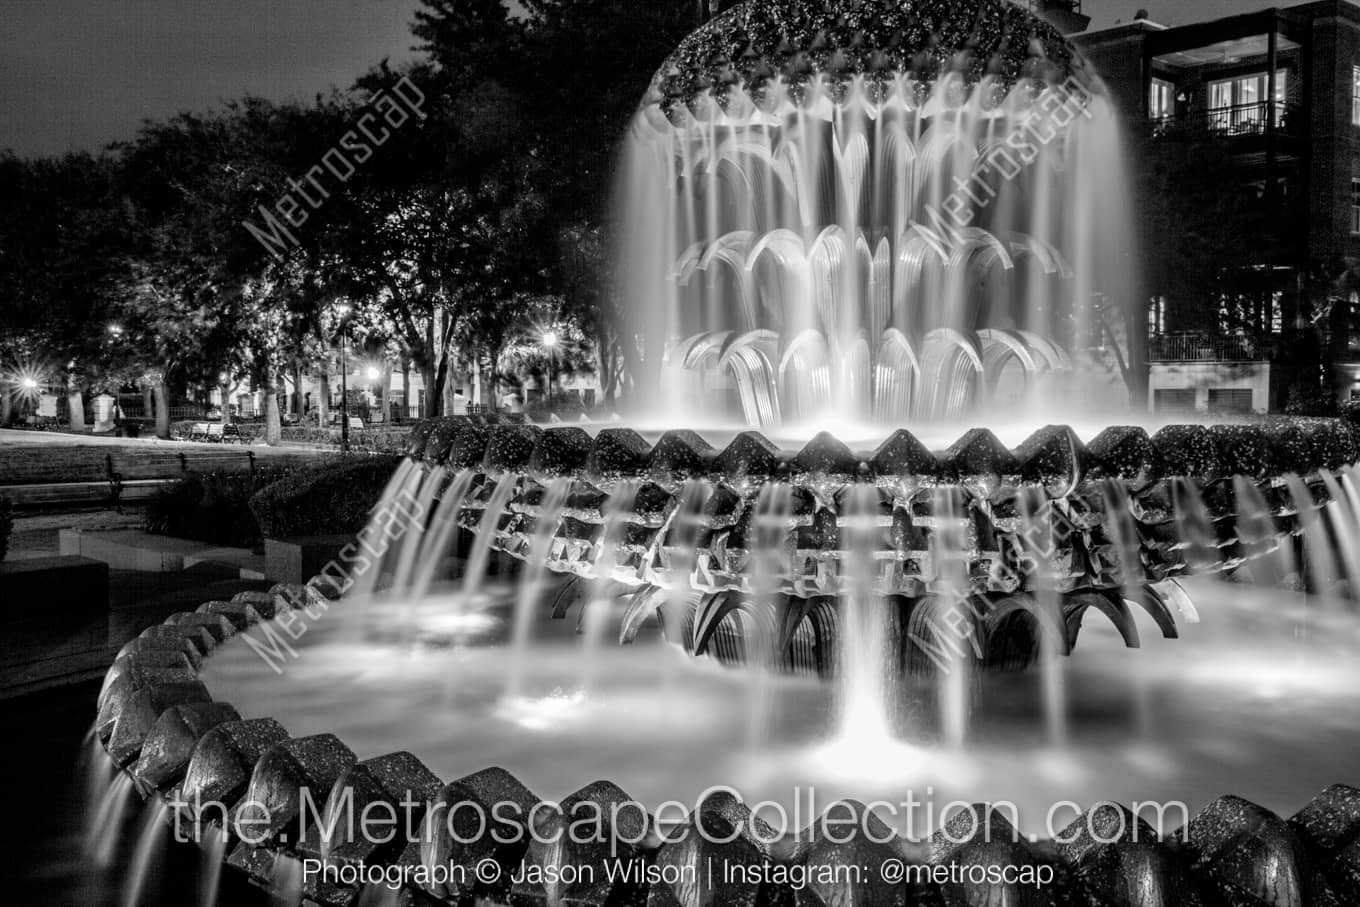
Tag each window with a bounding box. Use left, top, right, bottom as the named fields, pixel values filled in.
left=1352, top=179, right=1360, bottom=234
left=1208, top=70, right=1287, bottom=133
left=1149, top=296, right=1166, bottom=334
left=1208, top=389, right=1254, bottom=414
left=1153, top=389, right=1197, bottom=416
left=1353, top=66, right=1360, bottom=125
left=1149, top=79, right=1174, bottom=120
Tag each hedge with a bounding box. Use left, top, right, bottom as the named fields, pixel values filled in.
left=144, top=467, right=297, bottom=548
left=249, top=455, right=403, bottom=539
left=0, top=496, right=12, bottom=562
left=168, top=421, right=411, bottom=452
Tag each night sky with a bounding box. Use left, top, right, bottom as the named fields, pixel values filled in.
left=0, top=0, right=1316, bottom=157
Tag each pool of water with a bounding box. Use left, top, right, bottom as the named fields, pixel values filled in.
left=202, top=578, right=1360, bottom=839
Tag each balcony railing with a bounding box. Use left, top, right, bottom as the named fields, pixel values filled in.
left=1152, top=101, right=1296, bottom=138
left=1148, top=332, right=1267, bottom=362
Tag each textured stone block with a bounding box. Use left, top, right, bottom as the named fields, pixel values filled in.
left=405, top=419, right=438, bottom=458
left=1289, top=785, right=1360, bottom=863
left=648, top=790, right=782, bottom=907
left=232, top=590, right=283, bottom=620
left=650, top=430, right=718, bottom=480
left=530, top=427, right=595, bottom=475
left=107, top=681, right=213, bottom=766
left=1016, top=424, right=1086, bottom=492
left=180, top=718, right=290, bottom=832
left=132, top=702, right=242, bottom=792
left=794, top=801, right=906, bottom=907
left=237, top=734, right=357, bottom=849
left=197, top=600, right=263, bottom=631
left=1057, top=804, right=1200, bottom=906
left=426, top=417, right=491, bottom=468
left=870, top=429, right=937, bottom=479
left=164, top=611, right=236, bottom=644
left=1209, top=424, right=1276, bottom=480
left=304, top=751, right=442, bottom=867
left=942, top=429, right=1019, bottom=485
left=484, top=424, right=544, bottom=472
left=588, top=428, right=653, bottom=479
left=1181, top=796, right=1323, bottom=906
left=789, top=432, right=861, bottom=478
left=1086, top=426, right=1154, bottom=481
left=97, top=666, right=201, bottom=738
left=421, top=766, right=538, bottom=903
left=714, top=431, right=782, bottom=480
left=100, top=649, right=194, bottom=707
left=511, top=780, right=652, bottom=907
left=931, top=804, right=1068, bottom=906
left=115, top=635, right=203, bottom=672
left=1152, top=424, right=1219, bottom=480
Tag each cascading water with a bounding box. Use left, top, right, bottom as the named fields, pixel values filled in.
left=618, top=17, right=1135, bottom=430
left=505, top=478, right=572, bottom=701
left=836, top=484, right=897, bottom=744
left=579, top=480, right=639, bottom=694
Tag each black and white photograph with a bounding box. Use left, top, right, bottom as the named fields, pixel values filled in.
left=2, top=0, right=1359, bottom=904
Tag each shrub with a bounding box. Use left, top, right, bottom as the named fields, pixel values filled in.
left=144, top=468, right=295, bottom=548
left=0, top=495, right=13, bottom=562
left=279, top=426, right=413, bottom=452
left=249, top=455, right=402, bottom=539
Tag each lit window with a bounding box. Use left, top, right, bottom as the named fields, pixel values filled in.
left=1352, top=179, right=1360, bottom=234
left=1354, top=66, right=1360, bottom=125
left=1149, top=296, right=1166, bottom=334
left=1149, top=79, right=1174, bottom=120
left=1207, top=70, right=1288, bottom=133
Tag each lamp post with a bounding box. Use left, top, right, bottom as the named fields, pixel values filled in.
left=336, top=304, right=353, bottom=452
left=542, top=330, right=559, bottom=410
left=366, top=364, right=381, bottom=423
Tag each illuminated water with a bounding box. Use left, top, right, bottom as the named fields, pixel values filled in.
left=203, top=577, right=1360, bottom=839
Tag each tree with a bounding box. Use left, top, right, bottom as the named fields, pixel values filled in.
left=0, top=151, right=131, bottom=424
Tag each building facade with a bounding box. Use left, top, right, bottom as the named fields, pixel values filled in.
left=1061, top=1, right=1360, bottom=413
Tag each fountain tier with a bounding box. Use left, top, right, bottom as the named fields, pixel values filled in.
left=621, top=0, right=1133, bottom=427
left=406, top=416, right=1360, bottom=676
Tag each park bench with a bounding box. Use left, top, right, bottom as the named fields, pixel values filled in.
left=183, top=422, right=247, bottom=442
left=105, top=448, right=256, bottom=510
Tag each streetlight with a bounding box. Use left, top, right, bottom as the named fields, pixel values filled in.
left=542, top=330, right=559, bottom=409
left=336, top=303, right=353, bottom=452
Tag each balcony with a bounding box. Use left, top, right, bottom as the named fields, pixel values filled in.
left=1148, top=332, right=1267, bottom=362
left=1152, top=101, right=1297, bottom=139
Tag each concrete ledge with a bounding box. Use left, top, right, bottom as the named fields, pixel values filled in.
left=0, top=555, right=109, bottom=613
left=59, top=529, right=264, bottom=580
left=264, top=535, right=355, bottom=585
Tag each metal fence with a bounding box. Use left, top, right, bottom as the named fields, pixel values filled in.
left=1148, top=332, right=1266, bottom=362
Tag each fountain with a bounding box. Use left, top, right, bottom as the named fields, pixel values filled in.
left=84, top=1, right=1360, bottom=905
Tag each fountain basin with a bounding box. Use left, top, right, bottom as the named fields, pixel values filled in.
left=89, top=575, right=1360, bottom=907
